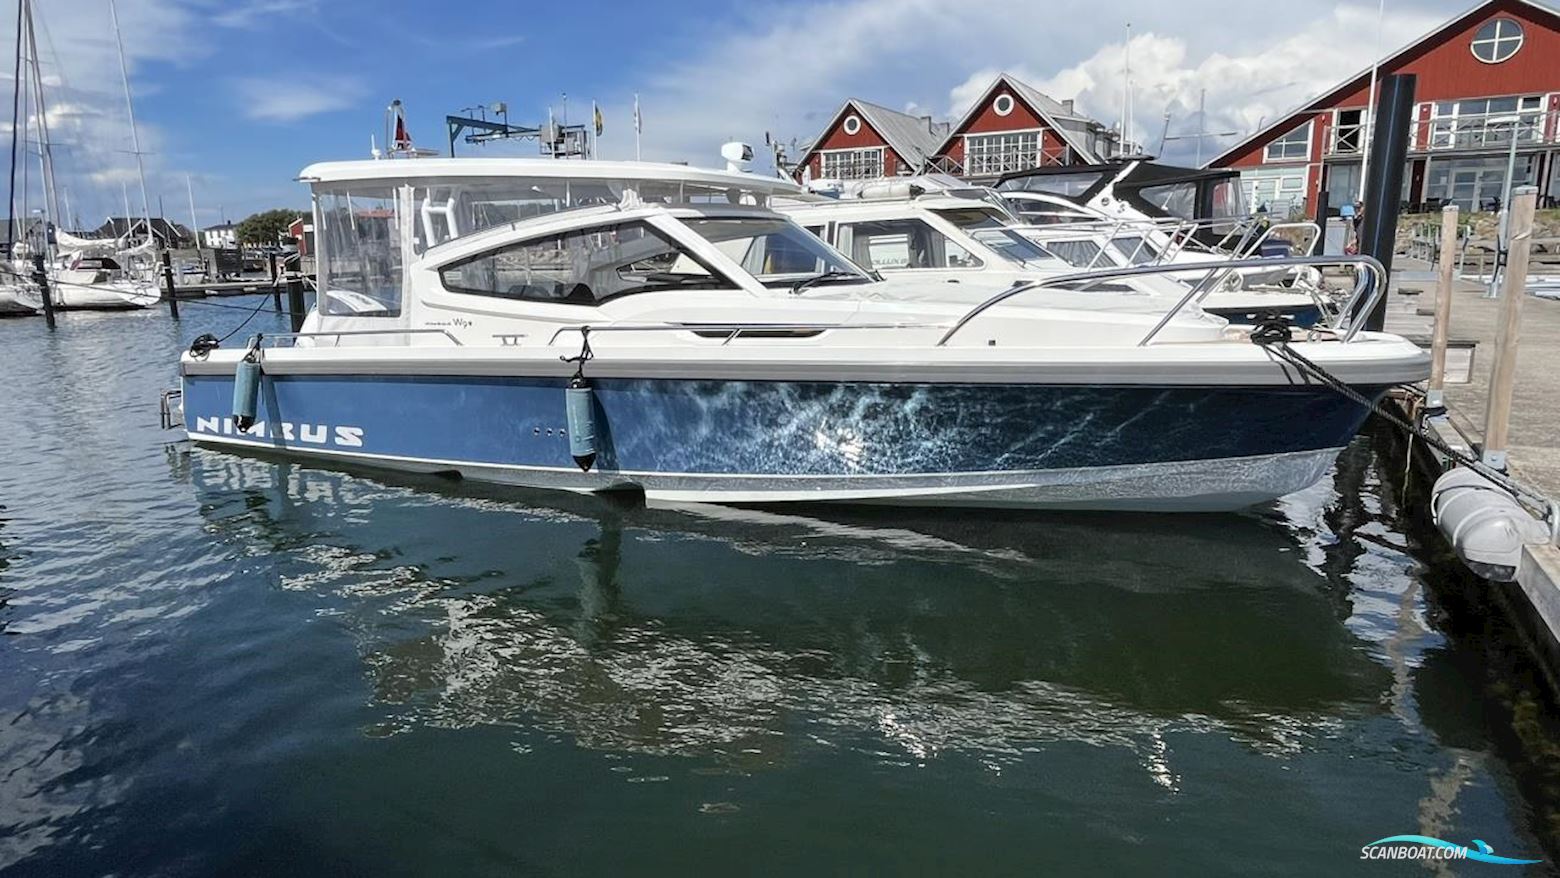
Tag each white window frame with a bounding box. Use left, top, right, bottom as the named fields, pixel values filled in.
left=993, top=93, right=1016, bottom=117
left=963, top=128, right=1047, bottom=176
left=1470, top=18, right=1524, bottom=64
left=842, top=114, right=862, bottom=135
left=1264, top=121, right=1312, bottom=163
left=1328, top=108, right=1368, bottom=156
left=818, top=146, right=885, bottom=180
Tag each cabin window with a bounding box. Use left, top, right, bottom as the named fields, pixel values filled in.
left=682, top=217, right=865, bottom=288
left=1471, top=18, right=1523, bottom=64
left=1112, top=235, right=1159, bottom=265
left=1038, top=239, right=1119, bottom=269
left=317, top=187, right=405, bottom=317
left=439, top=220, right=731, bottom=305
left=1137, top=181, right=1199, bottom=219
left=837, top=218, right=982, bottom=271
left=1263, top=122, right=1311, bottom=162
left=819, top=147, right=884, bottom=180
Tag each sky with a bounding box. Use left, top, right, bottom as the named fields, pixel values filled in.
left=8, top=0, right=1472, bottom=230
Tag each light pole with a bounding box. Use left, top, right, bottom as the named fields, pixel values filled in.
left=1486, top=114, right=1523, bottom=298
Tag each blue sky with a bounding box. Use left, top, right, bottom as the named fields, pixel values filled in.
left=17, top=0, right=1467, bottom=229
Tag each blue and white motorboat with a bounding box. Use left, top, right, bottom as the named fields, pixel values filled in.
left=170, top=156, right=1428, bottom=511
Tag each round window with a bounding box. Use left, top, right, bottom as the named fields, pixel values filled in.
left=1471, top=17, right=1523, bottom=63
left=842, top=114, right=861, bottom=135
left=993, top=93, right=1015, bottom=117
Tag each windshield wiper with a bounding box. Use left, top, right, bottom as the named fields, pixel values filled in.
left=790, top=270, right=861, bottom=294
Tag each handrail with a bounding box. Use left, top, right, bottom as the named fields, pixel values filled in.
left=934, top=254, right=1386, bottom=348
left=259, top=328, right=465, bottom=347
left=545, top=321, right=941, bottom=347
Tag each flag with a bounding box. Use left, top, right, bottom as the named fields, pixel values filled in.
left=633, top=94, right=642, bottom=134
left=593, top=101, right=603, bottom=137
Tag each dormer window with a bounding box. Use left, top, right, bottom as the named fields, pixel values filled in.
left=1471, top=18, right=1523, bottom=63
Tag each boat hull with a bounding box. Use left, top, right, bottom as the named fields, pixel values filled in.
left=181, top=371, right=1384, bottom=511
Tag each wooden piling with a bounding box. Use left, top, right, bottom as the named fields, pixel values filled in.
left=284, top=254, right=306, bottom=333
left=159, top=249, right=179, bottom=319
left=267, top=251, right=281, bottom=311
left=1480, top=186, right=1537, bottom=471
left=1427, top=204, right=1458, bottom=409
left=30, top=253, right=53, bottom=329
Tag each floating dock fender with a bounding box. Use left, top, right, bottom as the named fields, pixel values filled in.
left=565, top=376, right=596, bottom=472
left=1431, top=467, right=1551, bottom=582
left=232, top=340, right=262, bottom=433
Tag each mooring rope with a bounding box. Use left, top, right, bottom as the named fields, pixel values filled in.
left=1255, top=331, right=1557, bottom=524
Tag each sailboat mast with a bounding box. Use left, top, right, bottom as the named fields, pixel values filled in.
left=185, top=174, right=199, bottom=241
left=21, top=0, right=60, bottom=259
left=107, top=0, right=153, bottom=248
left=6, top=0, right=23, bottom=258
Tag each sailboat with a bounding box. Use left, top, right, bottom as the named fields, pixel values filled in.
left=7, top=0, right=159, bottom=312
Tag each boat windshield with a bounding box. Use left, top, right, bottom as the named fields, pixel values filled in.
left=681, top=217, right=870, bottom=288
left=1112, top=235, right=1160, bottom=265
left=1036, top=238, right=1121, bottom=269
left=933, top=208, right=1061, bottom=269
left=315, top=176, right=779, bottom=316
left=994, top=169, right=1107, bottom=198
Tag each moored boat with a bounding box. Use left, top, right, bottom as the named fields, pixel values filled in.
left=171, top=157, right=1428, bottom=512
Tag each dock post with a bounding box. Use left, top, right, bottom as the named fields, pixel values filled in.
left=159, top=249, right=179, bottom=319
left=30, top=253, right=54, bottom=329
left=267, top=251, right=281, bottom=311
left=1480, top=186, right=1537, bottom=471
left=1357, top=73, right=1416, bottom=332
left=1427, top=204, right=1459, bottom=410
left=1312, top=187, right=1328, bottom=255
left=285, top=254, right=306, bottom=333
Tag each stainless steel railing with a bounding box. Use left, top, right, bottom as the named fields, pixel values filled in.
left=935, top=253, right=1386, bottom=348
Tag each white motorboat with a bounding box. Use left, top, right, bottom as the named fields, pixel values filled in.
left=994, top=161, right=1319, bottom=290
left=776, top=182, right=1327, bottom=326
left=169, top=156, right=1428, bottom=512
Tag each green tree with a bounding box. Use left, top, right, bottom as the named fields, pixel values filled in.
left=236, top=208, right=305, bottom=246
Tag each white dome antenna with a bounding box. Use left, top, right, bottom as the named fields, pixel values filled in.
left=721, top=141, right=753, bottom=173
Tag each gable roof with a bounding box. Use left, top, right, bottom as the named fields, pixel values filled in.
left=938, top=73, right=1110, bottom=163
left=802, top=98, right=948, bottom=171
left=1205, top=0, right=1560, bottom=166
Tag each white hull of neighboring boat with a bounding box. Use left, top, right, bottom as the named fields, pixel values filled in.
left=18, top=279, right=159, bottom=310
left=0, top=284, right=38, bottom=315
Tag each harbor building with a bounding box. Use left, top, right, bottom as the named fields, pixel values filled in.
left=794, top=73, right=1123, bottom=183
left=1207, top=0, right=1560, bottom=217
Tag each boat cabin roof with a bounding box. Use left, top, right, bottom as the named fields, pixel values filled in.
left=297, top=157, right=808, bottom=198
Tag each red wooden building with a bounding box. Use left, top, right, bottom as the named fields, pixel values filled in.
left=1208, top=0, right=1560, bottom=217
left=794, top=74, right=1121, bottom=183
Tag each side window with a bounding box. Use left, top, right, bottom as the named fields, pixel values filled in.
left=839, top=219, right=982, bottom=271
left=439, top=221, right=728, bottom=305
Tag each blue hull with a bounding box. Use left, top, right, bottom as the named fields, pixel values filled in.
left=182, top=372, right=1383, bottom=510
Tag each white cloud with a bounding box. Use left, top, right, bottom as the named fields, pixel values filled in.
left=210, top=0, right=318, bottom=29
left=12, top=0, right=207, bottom=227
left=232, top=74, right=366, bottom=123
left=593, top=0, right=1460, bottom=172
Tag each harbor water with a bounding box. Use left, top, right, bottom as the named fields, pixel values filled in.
left=1, top=299, right=1558, bottom=876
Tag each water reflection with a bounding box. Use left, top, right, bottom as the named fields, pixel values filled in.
left=185, top=448, right=1393, bottom=780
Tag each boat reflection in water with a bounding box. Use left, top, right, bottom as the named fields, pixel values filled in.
left=185, top=446, right=1391, bottom=784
